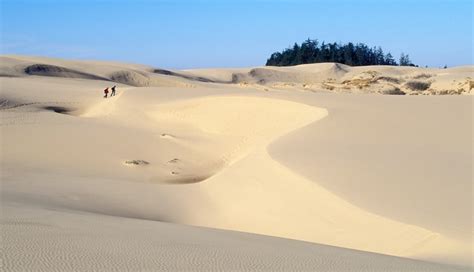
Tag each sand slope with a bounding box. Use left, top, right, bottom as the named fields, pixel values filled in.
left=3, top=203, right=467, bottom=272
left=1, top=55, right=472, bottom=271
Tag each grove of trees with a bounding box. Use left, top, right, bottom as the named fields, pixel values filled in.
left=266, top=38, right=414, bottom=67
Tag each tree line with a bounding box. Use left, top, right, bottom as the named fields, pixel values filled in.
left=266, top=38, right=414, bottom=67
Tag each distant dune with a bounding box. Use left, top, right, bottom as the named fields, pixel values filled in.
left=1, top=55, right=472, bottom=271
left=1, top=55, right=472, bottom=94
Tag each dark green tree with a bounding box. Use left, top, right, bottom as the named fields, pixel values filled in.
left=265, top=38, right=411, bottom=67
left=384, top=53, right=397, bottom=65
left=399, top=53, right=412, bottom=66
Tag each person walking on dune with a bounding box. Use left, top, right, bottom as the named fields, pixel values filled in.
left=111, top=85, right=116, bottom=96
left=104, top=87, right=109, bottom=98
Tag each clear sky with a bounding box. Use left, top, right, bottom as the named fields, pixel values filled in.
left=1, top=0, right=472, bottom=69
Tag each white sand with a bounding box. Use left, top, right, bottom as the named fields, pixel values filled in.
left=1, top=55, right=472, bottom=271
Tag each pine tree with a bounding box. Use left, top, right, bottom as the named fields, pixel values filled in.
left=290, top=43, right=301, bottom=65
left=384, top=53, right=397, bottom=65
left=375, top=47, right=384, bottom=65
left=343, top=43, right=355, bottom=66
left=300, top=39, right=315, bottom=64
left=399, top=53, right=412, bottom=66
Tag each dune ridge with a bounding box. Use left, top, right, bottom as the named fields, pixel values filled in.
left=1, top=55, right=472, bottom=95
left=24, top=64, right=110, bottom=81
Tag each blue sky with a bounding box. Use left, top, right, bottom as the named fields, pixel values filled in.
left=1, top=0, right=472, bottom=69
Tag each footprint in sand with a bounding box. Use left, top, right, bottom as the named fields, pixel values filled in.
left=124, top=160, right=150, bottom=166
left=168, top=158, right=180, bottom=163
left=160, top=133, right=177, bottom=140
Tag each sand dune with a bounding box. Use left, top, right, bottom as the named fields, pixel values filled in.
left=1, top=55, right=472, bottom=271
left=186, top=62, right=473, bottom=95
left=0, top=55, right=198, bottom=87
left=108, top=70, right=152, bottom=87
left=153, top=68, right=230, bottom=83
left=5, top=204, right=467, bottom=272
left=3, top=55, right=472, bottom=95
left=24, top=64, right=110, bottom=81
left=231, top=63, right=350, bottom=85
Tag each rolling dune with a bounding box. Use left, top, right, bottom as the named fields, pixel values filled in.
left=1, top=55, right=472, bottom=271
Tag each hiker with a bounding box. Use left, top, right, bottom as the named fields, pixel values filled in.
left=104, top=87, right=109, bottom=98
left=111, top=85, right=116, bottom=96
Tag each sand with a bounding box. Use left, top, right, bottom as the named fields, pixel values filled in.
left=1, top=55, right=472, bottom=271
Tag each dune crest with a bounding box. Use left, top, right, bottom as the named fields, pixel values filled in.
left=24, top=64, right=110, bottom=81
left=109, top=70, right=152, bottom=87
